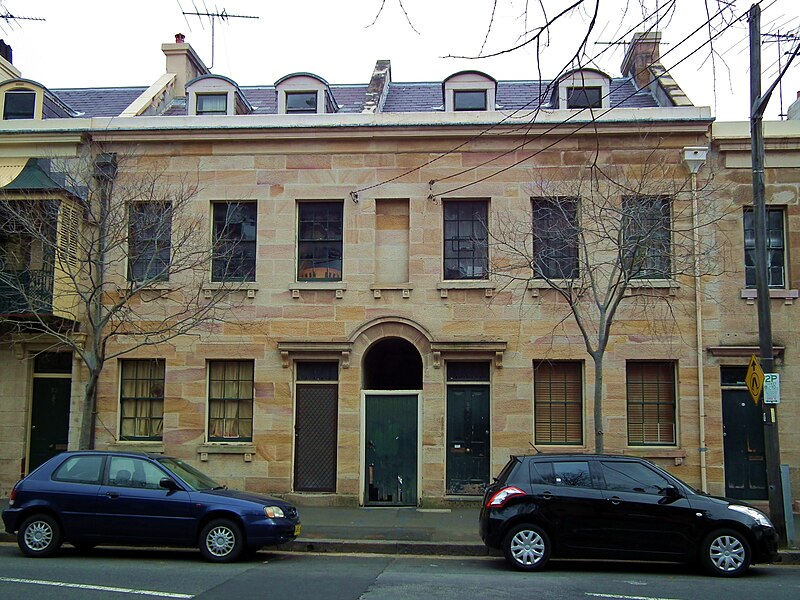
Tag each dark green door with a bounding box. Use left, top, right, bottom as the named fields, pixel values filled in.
left=722, top=389, right=767, bottom=500
left=365, top=394, right=417, bottom=506
left=447, top=385, right=490, bottom=495
left=29, top=378, right=71, bottom=471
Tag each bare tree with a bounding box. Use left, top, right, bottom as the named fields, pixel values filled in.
left=0, top=147, right=251, bottom=449
left=488, top=146, right=727, bottom=452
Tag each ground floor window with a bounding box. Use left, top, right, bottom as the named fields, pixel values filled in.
left=626, top=361, right=676, bottom=445
left=120, top=359, right=165, bottom=440
left=208, top=360, right=254, bottom=441
left=533, top=361, right=583, bottom=445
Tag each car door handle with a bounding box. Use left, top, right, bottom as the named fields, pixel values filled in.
left=542, top=491, right=552, bottom=500
left=608, top=496, right=621, bottom=505
left=106, top=491, right=120, bottom=498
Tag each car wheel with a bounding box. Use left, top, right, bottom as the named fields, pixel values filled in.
left=18, top=514, right=63, bottom=558
left=199, top=519, right=244, bottom=563
left=502, top=523, right=551, bottom=572
left=700, top=529, right=751, bottom=577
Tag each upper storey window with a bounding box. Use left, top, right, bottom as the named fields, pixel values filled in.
left=196, top=93, right=227, bottom=115
left=555, top=69, right=610, bottom=110
left=3, top=90, right=35, bottom=119
left=276, top=73, right=336, bottom=115
left=444, top=71, right=496, bottom=112
left=286, top=91, right=318, bottom=114
left=453, top=90, right=487, bottom=111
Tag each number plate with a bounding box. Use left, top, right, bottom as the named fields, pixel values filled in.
left=294, top=524, right=301, bottom=536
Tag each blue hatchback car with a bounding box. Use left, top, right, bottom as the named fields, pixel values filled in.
left=2, top=451, right=301, bottom=562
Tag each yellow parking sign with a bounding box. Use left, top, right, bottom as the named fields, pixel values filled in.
left=746, top=354, right=765, bottom=404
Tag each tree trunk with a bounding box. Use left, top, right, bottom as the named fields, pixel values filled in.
left=78, top=370, right=100, bottom=450
left=592, top=354, right=604, bottom=453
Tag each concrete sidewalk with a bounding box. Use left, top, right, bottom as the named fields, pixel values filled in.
left=2, top=498, right=799, bottom=562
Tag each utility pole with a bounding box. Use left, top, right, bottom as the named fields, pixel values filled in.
left=748, top=3, right=792, bottom=546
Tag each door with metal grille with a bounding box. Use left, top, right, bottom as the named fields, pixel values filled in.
left=294, top=362, right=338, bottom=492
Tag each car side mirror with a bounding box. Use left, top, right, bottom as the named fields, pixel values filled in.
left=159, top=477, right=180, bottom=491
left=663, top=485, right=681, bottom=499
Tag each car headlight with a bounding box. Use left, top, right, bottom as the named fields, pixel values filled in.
left=728, top=504, right=773, bottom=527
left=264, top=506, right=285, bottom=519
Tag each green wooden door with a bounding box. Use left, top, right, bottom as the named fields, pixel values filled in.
left=446, top=385, right=490, bottom=495
left=365, top=394, right=417, bottom=505
left=29, top=378, right=71, bottom=471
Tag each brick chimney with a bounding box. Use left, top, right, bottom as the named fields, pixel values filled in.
left=0, top=39, right=21, bottom=80
left=161, top=34, right=209, bottom=98
left=362, top=60, right=391, bottom=114
left=621, top=31, right=661, bottom=91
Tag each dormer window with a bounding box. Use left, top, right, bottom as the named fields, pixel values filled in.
left=196, top=93, right=227, bottom=115
left=275, top=73, right=336, bottom=115
left=3, top=89, right=35, bottom=119
left=453, top=90, right=487, bottom=111
left=555, top=69, right=611, bottom=110
left=566, top=86, right=602, bottom=109
left=185, top=74, right=252, bottom=116
left=286, top=91, right=318, bottom=114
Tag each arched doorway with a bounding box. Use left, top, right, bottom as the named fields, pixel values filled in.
left=363, top=338, right=422, bottom=506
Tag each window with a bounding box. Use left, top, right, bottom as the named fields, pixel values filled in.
left=566, top=86, right=602, bottom=108
left=534, top=361, right=583, bottom=445
left=535, top=461, right=593, bottom=488
left=3, top=90, right=35, bottom=119
left=120, top=359, right=165, bottom=440
left=599, top=460, right=670, bottom=494
left=532, top=197, right=579, bottom=279
left=212, top=202, right=257, bottom=282
left=744, top=208, right=785, bottom=288
left=622, top=196, right=671, bottom=279
left=52, top=455, right=104, bottom=484
left=108, top=456, right=168, bottom=489
left=128, top=203, right=171, bottom=282
left=286, top=92, right=318, bottom=113
left=297, top=202, right=343, bottom=280
left=196, top=93, right=227, bottom=115
left=208, top=360, right=253, bottom=441
left=626, top=361, right=676, bottom=445
left=453, top=90, right=487, bottom=111
left=443, top=200, right=489, bottom=280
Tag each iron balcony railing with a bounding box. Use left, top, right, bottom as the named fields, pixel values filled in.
left=0, top=268, right=55, bottom=315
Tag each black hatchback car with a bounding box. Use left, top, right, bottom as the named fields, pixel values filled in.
left=479, top=454, right=779, bottom=576
left=2, top=451, right=300, bottom=562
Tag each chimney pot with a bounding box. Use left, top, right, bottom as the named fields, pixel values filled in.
left=175, top=33, right=186, bottom=44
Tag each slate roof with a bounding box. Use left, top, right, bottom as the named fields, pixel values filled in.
left=48, top=78, right=659, bottom=118
left=51, top=87, right=147, bottom=118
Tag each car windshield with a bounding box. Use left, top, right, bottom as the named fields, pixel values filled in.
left=157, top=457, right=225, bottom=491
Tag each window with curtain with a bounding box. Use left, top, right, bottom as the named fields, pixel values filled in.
left=534, top=361, right=583, bottom=445
left=208, top=360, right=254, bottom=441
left=120, top=359, right=165, bottom=440
left=626, top=361, right=676, bottom=445
left=212, top=202, right=257, bottom=282
left=532, top=197, right=579, bottom=279
left=622, top=195, right=671, bottom=279
left=196, top=93, right=227, bottom=115
left=743, top=207, right=785, bottom=288
left=443, top=200, right=489, bottom=280
left=128, top=202, right=171, bottom=282
left=297, top=202, right=343, bottom=280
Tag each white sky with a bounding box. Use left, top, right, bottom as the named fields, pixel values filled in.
left=4, top=1, right=799, bottom=121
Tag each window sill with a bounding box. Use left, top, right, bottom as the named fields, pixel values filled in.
left=740, top=288, right=799, bottom=305
left=197, top=443, right=256, bottom=461
left=625, top=279, right=679, bottom=296
left=437, top=280, right=495, bottom=298
left=370, top=284, right=413, bottom=299
left=110, top=441, right=165, bottom=453
left=622, top=448, right=686, bottom=464
left=289, top=281, right=347, bottom=298
left=202, top=282, right=259, bottom=299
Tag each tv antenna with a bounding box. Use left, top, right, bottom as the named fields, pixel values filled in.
left=180, top=5, right=258, bottom=69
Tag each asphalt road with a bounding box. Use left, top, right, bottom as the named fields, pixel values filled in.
left=0, top=543, right=799, bottom=600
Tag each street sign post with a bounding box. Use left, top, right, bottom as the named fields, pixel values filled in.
left=763, top=372, right=780, bottom=404
left=746, top=354, right=765, bottom=404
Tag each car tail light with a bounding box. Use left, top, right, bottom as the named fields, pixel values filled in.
left=8, top=483, right=18, bottom=507
left=486, top=486, right=525, bottom=508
